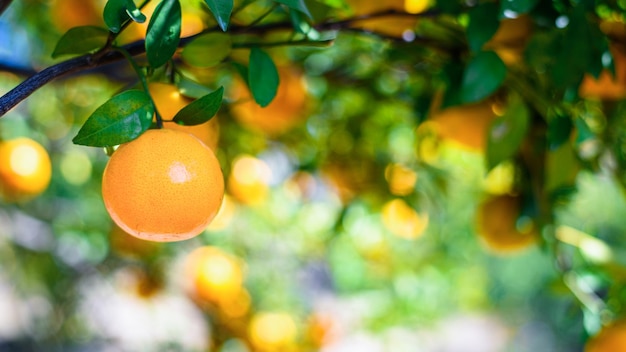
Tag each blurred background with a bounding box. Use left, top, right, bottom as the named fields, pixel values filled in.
left=1, top=0, right=626, bottom=351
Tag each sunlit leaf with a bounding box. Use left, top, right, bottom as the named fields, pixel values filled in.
left=126, top=1, right=146, bottom=23
left=73, top=90, right=154, bottom=147
left=181, top=33, right=231, bottom=68
left=275, top=0, right=312, bottom=19
left=204, top=0, right=233, bottom=31
left=146, top=0, right=181, bottom=68
left=173, top=87, right=223, bottom=125
left=460, top=51, right=507, bottom=104
left=52, top=26, right=109, bottom=58
left=249, top=47, right=279, bottom=107
left=177, top=76, right=216, bottom=99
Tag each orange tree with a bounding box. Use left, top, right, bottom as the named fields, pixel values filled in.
left=1, top=0, right=626, bottom=350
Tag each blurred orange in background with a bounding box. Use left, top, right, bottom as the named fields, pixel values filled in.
left=229, top=67, right=309, bottom=136
left=185, top=246, right=246, bottom=305
left=475, top=194, right=537, bottom=253
left=249, top=311, right=298, bottom=351
left=0, top=137, right=51, bottom=201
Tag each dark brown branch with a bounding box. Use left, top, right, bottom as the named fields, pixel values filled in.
left=0, top=9, right=444, bottom=118
left=0, top=61, right=37, bottom=77
left=0, top=40, right=145, bottom=116
left=0, top=0, right=13, bottom=17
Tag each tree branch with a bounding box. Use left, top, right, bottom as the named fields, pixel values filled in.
left=0, top=9, right=446, bottom=118
left=0, top=0, right=13, bottom=17
left=0, top=40, right=145, bottom=116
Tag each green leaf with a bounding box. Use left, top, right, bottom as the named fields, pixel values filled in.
left=52, top=26, right=109, bottom=58
left=177, top=76, right=216, bottom=99
left=575, top=117, right=595, bottom=145
left=289, top=8, right=311, bottom=34
left=551, top=7, right=591, bottom=89
left=204, top=0, right=233, bottom=32
left=181, top=33, right=232, bottom=68
left=275, top=0, right=312, bottom=19
left=546, top=142, right=579, bottom=192
left=460, top=50, right=507, bottom=104
left=500, top=0, right=539, bottom=15
left=126, top=1, right=146, bottom=23
left=104, top=0, right=135, bottom=33
left=72, top=90, right=154, bottom=147
left=466, top=2, right=500, bottom=53
left=173, top=87, right=224, bottom=125
left=248, top=47, right=279, bottom=107
left=232, top=62, right=249, bottom=84
left=486, top=96, right=530, bottom=170
left=146, top=0, right=182, bottom=68
left=547, top=113, right=573, bottom=150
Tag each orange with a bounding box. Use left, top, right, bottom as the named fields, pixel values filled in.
left=429, top=93, right=500, bottom=151
left=0, top=137, right=52, bottom=201
left=217, top=287, right=251, bottom=318
left=249, top=312, right=298, bottom=351
left=51, top=0, right=104, bottom=32
left=484, top=15, right=533, bottom=65
left=586, top=320, right=626, bottom=352
left=475, top=195, right=537, bottom=253
left=579, top=44, right=626, bottom=100
left=184, top=246, right=244, bottom=303
left=384, top=163, right=418, bottom=196
left=148, top=82, right=220, bottom=150
left=305, top=313, right=336, bottom=348
left=227, top=155, right=272, bottom=205
left=579, top=21, right=626, bottom=100
left=381, top=198, right=429, bottom=239
left=229, top=67, right=308, bottom=135
left=102, top=129, right=224, bottom=242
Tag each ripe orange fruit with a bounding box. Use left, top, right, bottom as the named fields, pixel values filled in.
left=0, top=137, right=52, bottom=201
left=148, top=82, right=220, bottom=150
left=184, top=246, right=245, bottom=303
left=429, top=93, right=500, bottom=151
left=475, top=195, right=537, bottom=253
left=102, top=129, right=224, bottom=242
left=586, top=320, right=626, bottom=352
left=249, top=312, right=298, bottom=351
left=229, top=67, right=308, bottom=135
